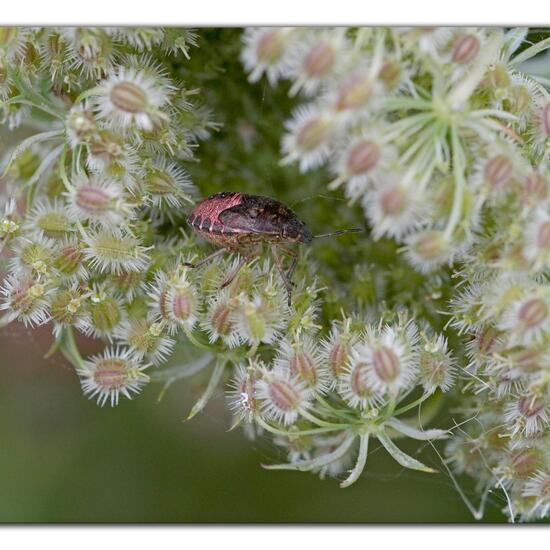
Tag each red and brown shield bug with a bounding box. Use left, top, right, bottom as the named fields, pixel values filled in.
left=184, top=191, right=362, bottom=304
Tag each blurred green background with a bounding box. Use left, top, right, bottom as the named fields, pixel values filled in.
left=0, top=28, right=514, bottom=523
left=0, top=323, right=506, bottom=523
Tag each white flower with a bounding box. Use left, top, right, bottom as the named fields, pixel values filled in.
left=66, top=174, right=131, bottom=228
left=93, top=68, right=170, bottom=131
left=143, top=158, right=194, bottom=211
left=362, top=175, right=428, bottom=240
left=201, top=288, right=242, bottom=348
left=0, top=273, right=51, bottom=328
left=82, top=227, right=150, bottom=275
left=114, top=319, right=175, bottom=366
left=497, top=291, right=550, bottom=347
left=8, top=234, right=56, bottom=277
left=523, top=208, right=550, bottom=271
left=319, top=319, right=360, bottom=387
left=362, top=322, right=419, bottom=397
left=285, top=29, right=350, bottom=96
left=328, top=128, right=397, bottom=200
left=281, top=105, right=335, bottom=172
left=24, top=199, right=72, bottom=240
left=241, top=27, right=295, bottom=85
left=274, top=335, right=330, bottom=394
left=418, top=333, right=456, bottom=394
left=404, top=229, right=455, bottom=273
left=232, top=294, right=287, bottom=347
left=147, top=267, right=200, bottom=335
left=77, top=346, right=150, bottom=407
left=256, top=366, right=311, bottom=426
left=504, top=393, right=550, bottom=437
left=79, top=287, right=126, bottom=341
left=523, top=470, right=550, bottom=519
left=338, top=349, right=383, bottom=411
left=226, top=363, right=261, bottom=424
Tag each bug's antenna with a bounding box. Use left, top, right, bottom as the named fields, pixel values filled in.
left=290, top=194, right=347, bottom=209
left=313, top=227, right=364, bottom=239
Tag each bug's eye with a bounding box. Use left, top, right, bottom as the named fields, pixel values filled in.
left=248, top=208, right=261, bottom=219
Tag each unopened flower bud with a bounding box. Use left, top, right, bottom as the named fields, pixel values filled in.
left=484, top=155, right=514, bottom=188
left=257, top=30, right=286, bottom=63
left=523, top=172, right=549, bottom=204
left=77, top=347, right=149, bottom=407
left=409, top=230, right=449, bottom=262
left=380, top=184, right=406, bottom=216
left=372, top=346, right=400, bottom=383
left=518, top=298, right=549, bottom=329
left=296, top=117, right=330, bottom=151
left=110, top=81, right=148, bottom=114
left=336, top=72, right=373, bottom=111
left=378, top=60, right=402, bottom=90
left=346, top=140, right=380, bottom=175
left=451, top=33, right=480, bottom=64
left=303, top=40, right=335, bottom=77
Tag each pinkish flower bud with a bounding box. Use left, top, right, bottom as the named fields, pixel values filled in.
left=380, top=184, right=406, bottom=216
left=303, top=40, right=335, bottom=77
left=350, top=361, right=371, bottom=399
left=296, top=118, right=330, bottom=151
left=346, top=140, right=380, bottom=175
left=257, top=30, right=286, bottom=63
left=170, top=286, right=196, bottom=322
left=509, top=349, right=542, bottom=374
left=378, top=60, right=401, bottom=90
left=335, top=72, right=373, bottom=111
left=75, top=184, right=113, bottom=214
left=518, top=395, right=545, bottom=419
left=523, top=172, right=549, bottom=204
left=536, top=102, right=550, bottom=139
left=413, top=231, right=449, bottom=261
left=211, top=302, right=233, bottom=336
left=289, top=349, right=318, bottom=387
left=372, top=346, right=400, bottom=382
left=510, top=447, right=543, bottom=479
left=518, top=298, right=549, bottom=328
left=258, top=372, right=309, bottom=425
left=536, top=221, right=550, bottom=249
left=451, top=33, right=480, bottom=64
left=484, top=155, right=514, bottom=188
left=328, top=341, right=350, bottom=379
left=110, top=81, right=148, bottom=114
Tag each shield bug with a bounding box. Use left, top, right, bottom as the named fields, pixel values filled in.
left=184, top=191, right=361, bottom=304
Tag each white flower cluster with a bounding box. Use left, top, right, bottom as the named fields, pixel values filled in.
left=227, top=314, right=455, bottom=487
left=241, top=27, right=550, bottom=520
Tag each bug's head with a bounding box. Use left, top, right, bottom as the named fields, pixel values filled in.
left=281, top=219, right=313, bottom=244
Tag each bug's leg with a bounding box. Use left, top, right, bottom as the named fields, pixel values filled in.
left=287, top=256, right=298, bottom=287
left=271, top=247, right=293, bottom=306
left=277, top=245, right=298, bottom=289
left=182, top=248, right=226, bottom=269
left=220, top=255, right=248, bottom=289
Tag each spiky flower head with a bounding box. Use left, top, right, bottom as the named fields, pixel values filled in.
left=77, top=346, right=150, bottom=407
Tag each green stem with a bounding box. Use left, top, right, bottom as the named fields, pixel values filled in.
left=299, top=408, right=349, bottom=429
left=443, top=127, right=465, bottom=240
left=58, top=145, right=74, bottom=192
left=393, top=392, right=432, bottom=417
left=511, top=36, right=550, bottom=66
left=59, top=327, right=85, bottom=370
